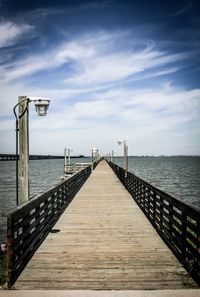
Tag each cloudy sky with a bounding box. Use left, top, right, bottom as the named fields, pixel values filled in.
left=0, top=0, right=199, bottom=156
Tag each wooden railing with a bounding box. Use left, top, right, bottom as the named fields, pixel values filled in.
left=108, top=161, right=200, bottom=285
left=6, top=165, right=92, bottom=288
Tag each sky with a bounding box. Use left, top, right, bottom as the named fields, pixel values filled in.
left=0, top=0, right=200, bottom=156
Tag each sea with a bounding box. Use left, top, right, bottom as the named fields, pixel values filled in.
left=0, top=156, right=200, bottom=241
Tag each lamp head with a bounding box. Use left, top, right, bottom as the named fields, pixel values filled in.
left=34, top=99, right=50, bottom=116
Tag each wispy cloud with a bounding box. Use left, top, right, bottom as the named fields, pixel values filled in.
left=29, top=85, right=200, bottom=131
left=0, top=21, right=33, bottom=47
left=1, top=31, right=186, bottom=86
left=21, top=83, right=199, bottom=155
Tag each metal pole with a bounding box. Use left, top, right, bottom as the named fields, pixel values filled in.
left=18, top=96, right=29, bottom=204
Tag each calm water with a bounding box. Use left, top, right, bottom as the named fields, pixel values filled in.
left=0, top=157, right=91, bottom=240
left=0, top=156, right=200, bottom=240
left=114, top=156, right=200, bottom=206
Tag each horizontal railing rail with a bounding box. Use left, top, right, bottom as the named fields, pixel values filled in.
left=6, top=165, right=92, bottom=288
left=108, top=161, right=200, bottom=286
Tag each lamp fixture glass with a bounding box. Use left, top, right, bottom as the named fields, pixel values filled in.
left=34, top=99, right=50, bottom=116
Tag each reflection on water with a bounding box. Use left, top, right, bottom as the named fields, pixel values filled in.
left=0, top=156, right=200, bottom=240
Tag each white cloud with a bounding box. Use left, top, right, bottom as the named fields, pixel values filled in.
left=1, top=40, right=96, bottom=82
left=1, top=83, right=200, bottom=155
left=1, top=31, right=185, bottom=85
left=28, top=85, right=200, bottom=134
left=63, top=38, right=185, bottom=86
left=0, top=30, right=199, bottom=155
left=0, top=21, right=33, bottom=47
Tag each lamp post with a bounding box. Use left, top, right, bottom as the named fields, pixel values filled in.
left=67, top=148, right=73, bottom=165
left=111, top=150, right=115, bottom=162
left=13, top=96, right=50, bottom=205
left=64, top=148, right=67, bottom=168
left=118, top=140, right=128, bottom=171
left=91, top=147, right=97, bottom=163
left=64, top=147, right=73, bottom=166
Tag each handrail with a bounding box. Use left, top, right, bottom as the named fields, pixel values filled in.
left=108, top=161, right=200, bottom=285
left=6, top=165, right=92, bottom=288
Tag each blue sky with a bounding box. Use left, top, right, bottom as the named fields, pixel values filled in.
left=0, top=0, right=200, bottom=156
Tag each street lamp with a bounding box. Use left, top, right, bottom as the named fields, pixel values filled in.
left=34, top=99, right=50, bottom=116
left=13, top=96, right=50, bottom=205
left=118, top=140, right=128, bottom=171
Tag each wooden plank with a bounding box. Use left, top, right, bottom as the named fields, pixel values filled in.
left=14, top=160, right=198, bottom=290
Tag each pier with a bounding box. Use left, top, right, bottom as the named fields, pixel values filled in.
left=5, top=160, right=200, bottom=291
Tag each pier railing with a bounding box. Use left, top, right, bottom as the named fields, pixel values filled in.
left=108, top=161, right=200, bottom=285
left=6, top=164, right=93, bottom=288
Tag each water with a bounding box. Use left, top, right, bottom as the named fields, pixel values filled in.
left=0, top=157, right=91, bottom=240
left=114, top=156, right=200, bottom=207
left=0, top=156, right=200, bottom=240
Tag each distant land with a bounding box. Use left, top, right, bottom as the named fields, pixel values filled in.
left=0, top=154, right=86, bottom=161
left=0, top=153, right=199, bottom=161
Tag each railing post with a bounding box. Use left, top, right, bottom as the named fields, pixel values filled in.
left=6, top=214, right=14, bottom=289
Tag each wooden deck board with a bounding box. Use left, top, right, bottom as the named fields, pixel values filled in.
left=15, top=160, right=198, bottom=290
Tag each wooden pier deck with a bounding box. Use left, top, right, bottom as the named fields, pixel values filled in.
left=14, top=160, right=198, bottom=290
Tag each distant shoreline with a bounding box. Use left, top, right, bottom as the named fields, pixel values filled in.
left=0, top=154, right=86, bottom=161
left=0, top=154, right=199, bottom=161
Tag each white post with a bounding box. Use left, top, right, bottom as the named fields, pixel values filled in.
left=124, top=141, right=128, bottom=171
left=92, top=148, right=96, bottom=163
left=68, top=148, right=71, bottom=165
left=111, top=150, right=114, bottom=162
left=64, top=148, right=67, bottom=173
left=18, top=96, right=29, bottom=204
left=96, top=150, right=99, bottom=162
left=64, top=148, right=67, bottom=166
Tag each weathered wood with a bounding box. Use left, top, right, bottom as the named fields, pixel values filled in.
left=14, top=160, right=198, bottom=290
